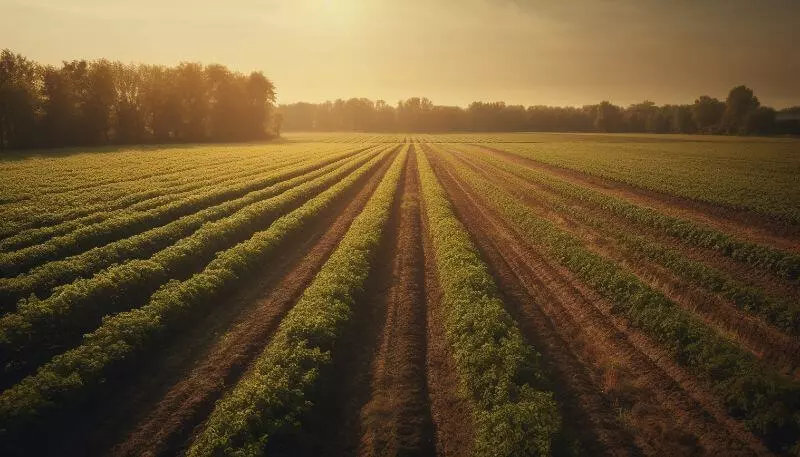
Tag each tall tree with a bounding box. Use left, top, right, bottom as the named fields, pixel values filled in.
left=0, top=50, right=39, bottom=151
left=244, top=72, right=276, bottom=139
left=112, top=62, right=145, bottom=144
left=397, top=97, right=434, bottom=132
left=624, top=101, right=657, bottom=132
left=206, top=64, right=242, bottom=141
left=140, top=65, right=181, bottom=142
left=671, top=105, right=696, bottom=133
left=594, top=101, right=623, bottom=132
left=82, top=60, right=116, bottom=144
left=691, top=96, right=725, bottom=132
left=40, top=64, right=79, bottom=147
left=722, top=85, right=760, bottom=134
left=176, top=62, right=209, bottom=141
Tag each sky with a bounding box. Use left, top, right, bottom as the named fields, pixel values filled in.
left=1, top=0, right=798, bottom=108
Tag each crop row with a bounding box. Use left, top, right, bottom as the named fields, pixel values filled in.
left=417, top=147, right=560, bottom=456
left=0, top=145, right=369, bottom=251
left=0, top=152, right=189, bottom=202
left=0, top=149, right=319, bottom=241
left=0, top=142, right=284, bottom=194
left=0, top=145, right=249, bottom=204
left=441, top=148, right=800, bottom=452
left=0, top=147, right=389, bottom=381
left=495, top=141, right=800, bottom=226
left=0, top=154, right=299, bottom=249
left=465, top=145, right=800, bottom=281
left=0, top=147, right=381, bottom=310
left=452, top=148, right=800, bottom=334
left=0, top=146, right=393, bottom=449
left=186, top=146, right=407, bottom=456
left=0, top=144, right=360, bottom=243
left=0, top=147, right=370, bottom=277
left=0, top=143, right=359, bottom=234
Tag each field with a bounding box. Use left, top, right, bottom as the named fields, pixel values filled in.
left=0, top=132, right=798, bottom=457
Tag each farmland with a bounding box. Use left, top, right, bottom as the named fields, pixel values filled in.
left=0, top=133, right=798, bottom=457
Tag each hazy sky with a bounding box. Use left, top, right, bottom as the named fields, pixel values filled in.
left=1, top=0, right=798, bottom=107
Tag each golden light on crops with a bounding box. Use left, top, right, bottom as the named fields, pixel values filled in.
left=0, top=0, right=799, bottom=453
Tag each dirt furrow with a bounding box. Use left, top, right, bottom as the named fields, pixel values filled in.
left=470, top=144, right=800, bottom=251
left=428, top=149, right=773, bottom=457
left=446, top=148, right=800, bottom=372
left=260, top=149, right=409, bottom=457
left=358, top=151, right=436, bottom=457
left=31, top=151, right=397, bottom=457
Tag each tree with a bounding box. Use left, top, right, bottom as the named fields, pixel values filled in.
left=1, top=49, right=279, bottom=149
left=775, top=107, right=800, bottom=135
left=40, top=64, right=80, bottom=147
left=742, top=107, right=776, bottom=135
left=0, top=50, right=39, bottom=151
left=374, top=99, right=396, bottom=131
left=692, top=96, right=725, bottom=132
left=397, top=97, right=434, bottom=131
left=82, top=60, right=116, bottom=144
left=60, top=60, right=91, bottom=144
left=175, top=62, right=209, bottom=141
left=140, top=65, right=181, bottom=142
left=647, top=106, right=672, bottom=133
left=271, top=111, right=283, bottom=136
left=113, top=62, right=145, bottom=144
left=594, top=101, right=623, bottom=132
left=722, top=85, right=760, bottom=134
left=670, top=105, right=696, bottom=134
left=244, top=72, right=276, bottom=138
left=206, top=64, right=242, bottom=141
left=624, top=101, right=657, bottom=132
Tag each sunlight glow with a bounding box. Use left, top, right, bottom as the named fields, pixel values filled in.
left=0, top=0, right=797, bottom=107
left=315, top=0, right=360, bottom=28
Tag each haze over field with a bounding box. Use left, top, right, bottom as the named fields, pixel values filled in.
left=1, top=0, right=798, bottom=107
left=2, top=1, right=800, bottom=454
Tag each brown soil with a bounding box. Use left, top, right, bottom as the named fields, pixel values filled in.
left=471, top=144, right=800, bottom=251
left=265, top=149, right=439, bottom=457
left=260, top=148, right=411, bottom=457
left=444, top=147, right=800, bottom=373
left=426, top=147, right=773, bottom=457
left=357, top=151, right=436, bottom=457
left=35, top=149, right=397, bottom=457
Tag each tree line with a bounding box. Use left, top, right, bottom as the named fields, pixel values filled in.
left=3, top=48, right=798, bottom=152
left=0, top=49, right=278, bottom=152
left=280, top=86, right=800, bottom=135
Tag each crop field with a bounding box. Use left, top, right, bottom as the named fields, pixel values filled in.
left=0, top=132, right=798, bottom=457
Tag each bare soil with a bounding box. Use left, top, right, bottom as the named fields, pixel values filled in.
left=357, top=151, right=437, bottom=457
